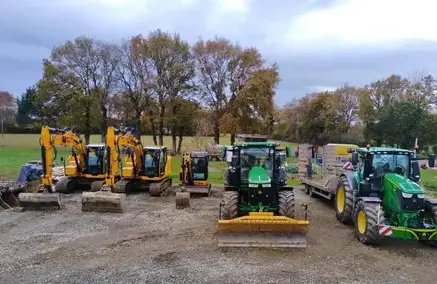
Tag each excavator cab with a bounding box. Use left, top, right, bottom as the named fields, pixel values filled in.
left=143, top=146, right=168, bottom=178
left=179, top=151, right=211, bottom=196
left=84, top=144, right=106, bottom=175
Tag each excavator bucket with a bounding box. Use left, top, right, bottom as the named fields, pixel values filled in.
left=18, top=192, right=62, bottom=210
left=81, top=191, right=126, bottom=213
left=217, top=212, right=309, bottom=248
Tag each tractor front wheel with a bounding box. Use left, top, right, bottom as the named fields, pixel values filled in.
left=424, top=202, right=437, bottom=247
left=220, top=191, right=238, bottom=220
left=335, top=176, right=354, bottom=224
left=354, top=201, right=384, bottom=245
left=278, top=190, right=295, bottom=218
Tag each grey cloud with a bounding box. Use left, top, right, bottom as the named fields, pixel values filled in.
left=1, top=0, right=435, bottom=108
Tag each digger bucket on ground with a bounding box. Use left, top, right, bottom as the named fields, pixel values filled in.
left=217, top=212, right=309, bottom=248
left=18, top=193, right=62, bottom=210
left=184, top=184, right=211, bottom=196
left=81, top=191, right=126, bottom=213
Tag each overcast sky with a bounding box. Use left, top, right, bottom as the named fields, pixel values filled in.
left=1, top=0, right=437, bottom=106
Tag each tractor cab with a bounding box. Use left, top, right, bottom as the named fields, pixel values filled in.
left=351, top=147, right=423, bottom=207
left=225, top=142, right=291, bottom=190
left=143, top=146, right=168, bottom=178
left=84, top=144, right=106, bottom=175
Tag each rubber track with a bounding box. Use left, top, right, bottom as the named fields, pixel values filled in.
left=336, top=175, right=354, bottom=224
left=356, top=201, right=385, bottom=245
left=221, top=191, right=238, bottom=220
left=278, top=190, right=295, bottom=218
left=149, top=178, right=172, bottom=197
left=54, top=177, right=71, bottom=194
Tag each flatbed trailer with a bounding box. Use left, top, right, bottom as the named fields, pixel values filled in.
left=298, top=143, right=359, bottom=200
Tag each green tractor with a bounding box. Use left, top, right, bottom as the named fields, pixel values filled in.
left=335, top=146, right=437, bottom=246
left=217, top=141, right=309, bottom=248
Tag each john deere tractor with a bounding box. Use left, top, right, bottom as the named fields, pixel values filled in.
left=217, top=141, right=309, bottom=248
left=335, top=146, right=437, bottom=246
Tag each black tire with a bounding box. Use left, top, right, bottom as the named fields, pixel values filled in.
left=354, top=201, right=384, bottom=245
left=309, top=186, right=315, bottom=198
left=335, top=176, right=354, bottom=224
left=220, top=191, right=238, bottom=220
left=304, top=184, right=310, bottom=195
left=54, top=177, right=73, bottom=194
left=278, top=190, right=295, bottom=218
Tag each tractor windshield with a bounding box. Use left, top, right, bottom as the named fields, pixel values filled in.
left=240, top=147, right=274, bottom=181
left=372, top=153, right=409, bottom=177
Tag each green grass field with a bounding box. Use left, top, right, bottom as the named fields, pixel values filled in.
left=0, top=134, right=300, bottom=185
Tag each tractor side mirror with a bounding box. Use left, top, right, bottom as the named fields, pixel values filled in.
left=351, top=152, right=359, bottom=166
left=285, top=146, right=291, bottom=158
left=411, top=161, right=420, bottom=182
left=60, top=157, right=64, bottom=163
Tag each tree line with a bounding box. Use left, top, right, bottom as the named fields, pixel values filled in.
left=273, top=74, right=437, bottom=151
left=1, top=29, right=279, bottom=153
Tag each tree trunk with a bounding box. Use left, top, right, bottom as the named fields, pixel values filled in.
left=100, top=102, right=108, bottom=143
left=214, top=121, right=220, bottom=144
left=158, top=104, right=165, bottom=146
left=230, top=133, right=236, bottom=145
left=171, top=127, right=177, bottom=154
left=135, top=109, right=142, bottom=139
left=84, top=108, right=91, bottom=145
left=147, top=109, right=158, bottom=145
left=177, top=127, right=184, bottom=154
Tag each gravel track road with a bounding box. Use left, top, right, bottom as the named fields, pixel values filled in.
left=1, top=186, right=437, bottom=284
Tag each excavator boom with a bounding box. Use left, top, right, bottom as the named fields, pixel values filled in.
left=81, top=126, right=126, bottom=213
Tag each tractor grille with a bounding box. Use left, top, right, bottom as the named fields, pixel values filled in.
left=398, top=193, right=425, bottom=211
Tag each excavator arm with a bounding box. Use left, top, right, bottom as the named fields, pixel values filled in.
left=104, top=126, right=119, bottom=187
left=40, top=126, right=86, bottom=191
left=116, top=128, right=144, bottom=177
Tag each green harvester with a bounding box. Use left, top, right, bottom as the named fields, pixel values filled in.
left=335, top=146, right=437, bottom=246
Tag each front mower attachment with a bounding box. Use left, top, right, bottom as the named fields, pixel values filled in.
left=217, top=212, right=309, bottom=248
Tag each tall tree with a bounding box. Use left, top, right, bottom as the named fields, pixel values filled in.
left=0, top=91, right=16, bottom=137
left=49, top=36, right=118, bottom=142
left=146, top=29, right=196, bottom=147
left=193, top=37, right=235, bottom=143
left=116, top=37, right=156, bottom=140
left=16, top=86, right=39, bottom=126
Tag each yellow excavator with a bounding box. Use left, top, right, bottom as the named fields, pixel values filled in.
left=112, top=127, right=173, bottom=196
left=80, top=126, right=126, bottom=213
left=18, top=126, right=124, bottom=212
left=175, top=151, right=211, bottom=208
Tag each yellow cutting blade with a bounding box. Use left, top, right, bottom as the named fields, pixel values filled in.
left=217, top=212, right=309, bottom=248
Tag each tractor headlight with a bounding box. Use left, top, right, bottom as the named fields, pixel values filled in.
left=417, top=194, right=425, bottom=199
left=262, top=183, right=271, bottom=188
left=402, top=192, right=413, bottom=198
left=249, top=183, right=258, bottom=188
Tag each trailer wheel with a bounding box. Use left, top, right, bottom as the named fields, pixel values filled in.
left=220, top=191, right=238, bottom=220
left=354, top=201, right=384, bottom=245
left=309, top=186, right=316, bottom=198
left=304, top=184, right=310, bottom=195
left=335, top=176, right=354, bottom=224
left=278, top=190, right=295, bottom=218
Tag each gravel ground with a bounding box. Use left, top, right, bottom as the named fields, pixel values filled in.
left=1, top=186, right=437, bottom=284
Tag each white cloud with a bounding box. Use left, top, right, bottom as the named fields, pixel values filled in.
left=204, top=0, right=251, bottom=34
left=308, top=85, right=337, bottom=93
left=286, top=0, right=437, bottom=47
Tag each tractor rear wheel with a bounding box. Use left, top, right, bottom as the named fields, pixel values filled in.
left=335, top=176, right=354, bottom=224
left=354, top=201, right=384, bottom=245
left=220, top=191, right=238, bottom=220
left=278, top=190, right=295, bottom=218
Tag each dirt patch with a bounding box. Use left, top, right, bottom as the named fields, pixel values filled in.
left=1, top=186, right=437, bottom=284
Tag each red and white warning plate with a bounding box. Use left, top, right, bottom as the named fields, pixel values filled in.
left=343, top=162, right=353, bottom=170
left=378, top=224, right=393, bottom=236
